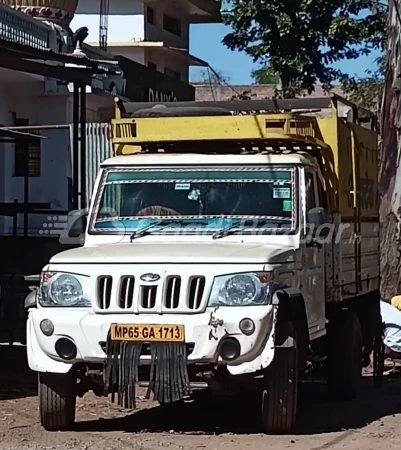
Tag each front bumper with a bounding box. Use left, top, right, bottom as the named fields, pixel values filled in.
left=27, top=305, right=277, bottom=376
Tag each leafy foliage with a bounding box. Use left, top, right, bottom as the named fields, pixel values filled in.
left=223, top=0, right=387, bottom=98
left=341, top=53, right=385, bottom=117
left=251, top=67, right=279, bottom=84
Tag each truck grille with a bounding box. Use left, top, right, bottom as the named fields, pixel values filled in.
left=96, top=274, right=207, bottom=314
left=189, top=277, right=206, bottom=309
left=165, top=276, right=181, bottom=309
left=98, top=276, right=112, bottom=310
left=119, top=276, right=135, bottom=309
left=141, top=285, right=157, bottom=309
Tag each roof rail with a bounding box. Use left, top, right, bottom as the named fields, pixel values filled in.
left=113, top=94, right=376, bottom=129
left=114, top=97, right=333, bottom=118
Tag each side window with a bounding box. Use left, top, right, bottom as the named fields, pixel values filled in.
left=305, top=172, right=316, bottom=211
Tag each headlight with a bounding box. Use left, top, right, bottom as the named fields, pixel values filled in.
left=38, top=272, right=91, bottom=307
left=209, top=272, right=271, bottom=307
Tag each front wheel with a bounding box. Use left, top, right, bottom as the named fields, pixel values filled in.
left=39, top=372, right=76, bottom=431
left=261, top=320, right=298, bottom=434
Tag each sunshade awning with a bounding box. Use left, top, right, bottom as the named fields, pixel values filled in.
left=0, top=128, right=47, bottom=144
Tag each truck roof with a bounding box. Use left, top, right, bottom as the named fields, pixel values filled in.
left=101, top=152, right=317, bottom=167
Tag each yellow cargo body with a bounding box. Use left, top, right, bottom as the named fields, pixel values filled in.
left=317, top=116, right=379, bottom=219
left=111, top=95, right=379, bottom=222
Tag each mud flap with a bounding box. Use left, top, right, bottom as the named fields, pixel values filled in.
left=104, top=336, right=192, bottom=408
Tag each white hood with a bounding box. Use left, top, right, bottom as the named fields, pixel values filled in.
left=50, top=241, right=296, bottom=265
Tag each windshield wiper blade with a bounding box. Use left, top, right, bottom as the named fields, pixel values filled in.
left=130, top=221, right=162, bottom=241
left=212, top=219, right=290, bottom=240
left=130, top=219, right=208, bottom=241
left=212, top=222, right=243, bottom=240
left=156, top=219, right=208, bottom=226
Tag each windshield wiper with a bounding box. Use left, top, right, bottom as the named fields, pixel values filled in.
left=212, top=219, right=290, bottom=240
left=130, top=221, right=162, bottom=241
left=130, top=219, right=208, bottom=241
left=212, top=221, right=244, bottom=240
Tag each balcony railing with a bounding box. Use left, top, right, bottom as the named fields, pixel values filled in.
left=0, top=2, right=51, bottom=50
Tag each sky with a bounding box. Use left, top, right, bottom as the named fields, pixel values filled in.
left=189, top=22, right=382, bottom=85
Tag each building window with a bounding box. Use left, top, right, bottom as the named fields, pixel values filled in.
left=164, top=67, right=181, bottom=80
left=147, top=6, right=154, bottom=25
left=148, top=61, right=157, bottom=71
left=14, top=119, right=41, bottom=178
left=163, top=13, right=181, bottom=36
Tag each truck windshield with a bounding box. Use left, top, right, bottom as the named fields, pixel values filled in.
left=90, top=167, right=297, bottom=234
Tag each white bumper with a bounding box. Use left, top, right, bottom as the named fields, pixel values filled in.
left=27, top=305, right=277, bottom=376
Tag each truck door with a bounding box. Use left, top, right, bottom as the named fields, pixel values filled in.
left=303, top=170, right=326, bottom=338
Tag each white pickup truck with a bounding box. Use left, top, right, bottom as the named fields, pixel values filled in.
left=26, top=98, right=383, bottom=434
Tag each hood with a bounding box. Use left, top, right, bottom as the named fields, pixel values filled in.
left=50, top=241, right=296, bottom=265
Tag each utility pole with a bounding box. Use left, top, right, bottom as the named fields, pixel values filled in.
left=99, top=0, right=110, bottom=52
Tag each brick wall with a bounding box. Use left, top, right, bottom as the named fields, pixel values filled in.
left=193, top=83, right=344, bottom=102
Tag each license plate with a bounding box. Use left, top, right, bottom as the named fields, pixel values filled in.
left=110, top=324, right=185, bottom=342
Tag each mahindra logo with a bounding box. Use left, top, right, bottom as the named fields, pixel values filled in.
left=140, top=273, right=160, bottom=282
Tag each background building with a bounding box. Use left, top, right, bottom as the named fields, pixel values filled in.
left=71, top=0, right=221, bottom=83
left=193, top=83, right=345, bottom=102
left=0, top=0, right=222, bottom=238
left=0, top=0, right=124, bottom=237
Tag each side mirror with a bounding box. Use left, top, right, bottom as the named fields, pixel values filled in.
left=307, top=207, right=330, bottom=238
left=24, top=289, right=37, bottom=309
left=68, top=213, right=88, bottom=239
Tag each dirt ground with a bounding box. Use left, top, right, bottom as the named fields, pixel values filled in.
left=1, top=345, right=401, bottom=450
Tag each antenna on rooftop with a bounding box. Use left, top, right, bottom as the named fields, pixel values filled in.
left=99, top=0, right=110, bottom=52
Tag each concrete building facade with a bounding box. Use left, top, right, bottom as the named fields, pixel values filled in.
left=0, top=1, right=221, bottom=235
left=71, top=0, right=221, bottom=83
left=0, top=1, right=123, bottom=235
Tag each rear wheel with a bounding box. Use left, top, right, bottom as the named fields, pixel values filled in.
left=261, top=320, right=298, bottom=434
left=373, top=334, right=385, bottom=387
left=327, top=310, right=362, bottom=399
left=39, top=372, right=76, bottom=431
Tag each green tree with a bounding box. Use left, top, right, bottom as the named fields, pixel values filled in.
left=251, top=67, right=279, bottom=84
left=341, top=53, right=385, bottom=117
left=222, top=0, right=386, bottom=98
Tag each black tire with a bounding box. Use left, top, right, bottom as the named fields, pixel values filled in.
left=261, top=321, right=298, bottom=434
left=327, top=310, right=362, bottom=400
left=39, top=372, right=76, bottom=431
left=294, top=317, right=308, bottom=374
left=373, top=334, right=385, bottom=388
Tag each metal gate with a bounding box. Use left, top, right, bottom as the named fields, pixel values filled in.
left=69, top=122, right=114, bottom=207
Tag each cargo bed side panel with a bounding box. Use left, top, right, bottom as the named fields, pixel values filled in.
left=337, top=221, right=380, bottom=299
left=337, top=121, right=379, bottom=220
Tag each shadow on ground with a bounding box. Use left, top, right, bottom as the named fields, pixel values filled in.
left=0, top=344, right=37, bottom=400
left=1, top=345, right=400, bottom=436
left=75, top=375, right=401, bottom=436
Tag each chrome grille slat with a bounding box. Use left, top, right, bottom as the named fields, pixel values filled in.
left=141, top=285, right=157, bottom=309
left=120, top=276, right=135, bottom=309
left=98, top=276, right=112, bottom=310
left=189, top=276, right=206, bottom=310
left=165, top=276, right=181, bottom=309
